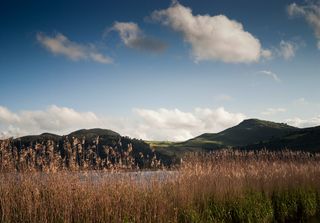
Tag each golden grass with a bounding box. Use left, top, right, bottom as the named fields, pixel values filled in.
left=0, top=149, right=320, bottom=222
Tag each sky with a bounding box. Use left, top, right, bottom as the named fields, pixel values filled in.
left=1, top=0, right=320, bottom=141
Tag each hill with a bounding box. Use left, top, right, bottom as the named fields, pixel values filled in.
left=186, top=119, right=298, bottom=147
left=9, top=128, right=172, bottom=168
left=247, top=126, right=320, bottom=152
left=15, top=128, right=120, bottom=146
left=68, top=128, right=120, bottom=140
left=3, top=119, right=320, bottom=164
left=150, top=119, right=300, bottom=157
left=17, top=133, right=61, bottom=146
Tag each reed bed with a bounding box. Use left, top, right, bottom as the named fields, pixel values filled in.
left=0, top=149, right=320, bottom=222
left=0, top=138, right=162, bottom=173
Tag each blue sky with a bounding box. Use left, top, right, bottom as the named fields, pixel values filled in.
left=1, top=0, right=320, bottom=140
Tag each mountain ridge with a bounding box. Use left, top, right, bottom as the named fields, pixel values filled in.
left=149, top=119, right=319, bottom=157
left=186, top=118, right=298, bottom=147
left=1, top=119, right=320, bottom=160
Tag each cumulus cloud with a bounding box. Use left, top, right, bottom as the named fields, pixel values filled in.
left=287, top=1, right=320, bottom=49
left=258, top=70, right=281, bottom=82
left=36, top=32, right=113, bottom=64
left=0, top=105, right=102, bottom=139
left=0, top=105, right=245, bottom=141
left=151, top=1, right=270, bottom=63
left=133, top=107, right=246, bottom=141
left=286, top=115, right=320, bottom=128
left=261, top=108, right=286, bottom=116
left=0, top=106, right=20, bottom=124
left=111, top=22, right=167, bottom=52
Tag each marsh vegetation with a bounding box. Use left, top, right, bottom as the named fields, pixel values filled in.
left=1, top=139, right=320, bottom=222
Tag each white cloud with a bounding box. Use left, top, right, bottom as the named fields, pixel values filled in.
left=0, top=105, right=102, bottom=139
left=288, top=3, right=307, bottom=16
left=258, top=70, right=281, bottom=82
left=4, top=105, right=320, bottom=141
left=36, top=32, right=113, bottom=64
left=261, top=108, right=286, bottom=116
left=261, top=49, right=273, bottom=59
left=133, top=108, right=201, bottom=129
left=111, top=22, right=167, bottom=52
left=89, top=52, right=113, bottom=64
left=0, top=105, right=245, bottom=141
left=279, top=40, right=297, bottom=60
left=151, top=1, right=270, bottom=63
left=0, top=106, right=20, bottom=123
left=288, top=2, right=320, bottom=49
left=194, top=107, right=246, bottom=131
left=133, top=107, right=246, bottom=141
left=286, top=115, right=320, bottom=128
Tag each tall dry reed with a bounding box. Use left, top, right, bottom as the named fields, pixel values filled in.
left=0, top=149, right=320, bottom=222
left=0, top=137, right=162, bottom=173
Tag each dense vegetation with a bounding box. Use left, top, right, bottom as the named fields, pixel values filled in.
left=0, top=129, right=166, bottom=172
left=1, top=120, right=320, bottom=222
left=0, top=149, right=320, bottom=222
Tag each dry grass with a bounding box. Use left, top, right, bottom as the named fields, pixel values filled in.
left=0, top=138, right=162, bottom=173
left=0, top=149, right=320, bottom=222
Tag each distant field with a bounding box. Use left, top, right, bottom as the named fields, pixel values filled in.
left=146, top=140, right=179, bottom=148
left=1, top=150, right=320, bottom=222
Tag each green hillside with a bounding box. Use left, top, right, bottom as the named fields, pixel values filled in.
left=248, top=126, right=320, bottom=151
left=17, top=133, right=61, bottom=146
left=68, top=128, right=120, bottom=140
left=150, top=119, right=299, bottom=157
left=186, top=119, right=298, bottom=147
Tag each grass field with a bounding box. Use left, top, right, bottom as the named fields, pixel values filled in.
left=1, top=149, right=320, bottom=222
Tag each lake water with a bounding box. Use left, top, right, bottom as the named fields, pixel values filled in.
left=76, top=170, right=179, bottom=183
left=9, top=170, right=180, bottom=185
